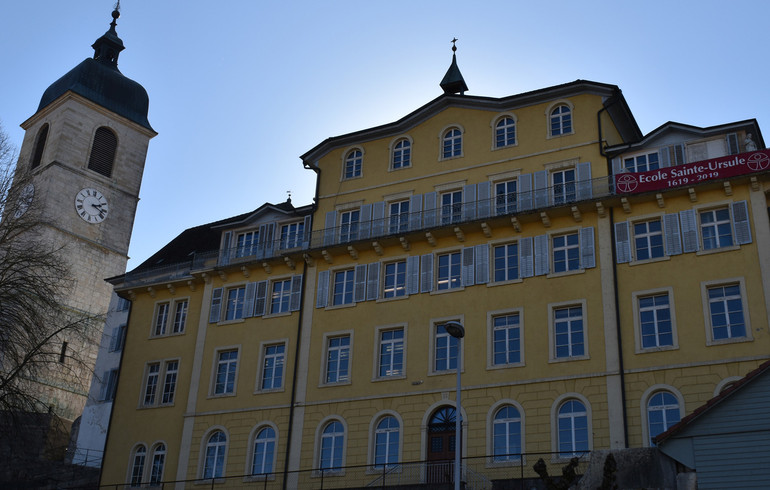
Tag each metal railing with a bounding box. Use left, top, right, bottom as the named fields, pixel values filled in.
left=67, top=446, right=105, bottom=467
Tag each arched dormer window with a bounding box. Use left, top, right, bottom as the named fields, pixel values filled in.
left=391, top=138, right=412, bottom=169
left=343, top=148, right=363, bottom=180
left=88, top=126, right=118, bottom=178
left=31, top=123, right=49, bottom=170
left=442, top=127, right=463, bottom=159
left=549, top=105, right=572, bottom=137
left=494, top=116, right=516, bottom=148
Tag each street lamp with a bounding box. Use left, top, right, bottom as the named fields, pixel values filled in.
left=442, top=321, right=465, bottom=490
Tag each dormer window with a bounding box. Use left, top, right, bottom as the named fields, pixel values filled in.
left=236, top=231, right=259, bottom=258
left=344, top=149, right=363, bottom=179
left=279, top=221, right=305, bottom=250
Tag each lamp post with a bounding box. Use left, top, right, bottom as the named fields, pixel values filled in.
left=442, top=321, right=465, bottom=490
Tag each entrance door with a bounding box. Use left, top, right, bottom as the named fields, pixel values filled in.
left=427, top=406, right=459, bottom=484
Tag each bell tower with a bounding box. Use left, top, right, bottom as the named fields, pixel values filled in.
left=15, top=6, right=155, bottom=420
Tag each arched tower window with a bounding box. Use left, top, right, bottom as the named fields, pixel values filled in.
left=31, top=124, right=49, bottom=170
left=88, top=126, right=118, bottom=177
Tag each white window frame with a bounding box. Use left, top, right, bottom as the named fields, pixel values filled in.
left=248, top=424, right=278, bottom=480
left=440, top=189, right=463, bottom=225
left=199, top=427, right=228, bottom=480
left=640, top=385, right=684, bottom=447
left=494, top=178, right=518, bottom=215
left=486, top=399, right=525, bottom=466
left=321, top=331, right=353, bottom=386
left=390, top=136, right=412, bottom=170
left=373, top=324, right=406, bottom=380
left=382, top=260, right=407, bottom=299
left=331, top=268, right=355, bottom=306
left=429, top=316, right=464, bottom=376
left=700, top=278, right=752, bottom=346
left=314, top=417, right=347, bottom=476
left=256, top=340, right=287, bottom=392
left=388, top=199, right=410, bottom=235
left=623, top=151, right=661, bottom=173
left=550, top=393, right=592, bottom=460
left=551, top=167, right=576, bottom=205
left=548, top=300, right=588, bottom=362
left=545, top=100, right=574, bottom=138
left=550, top=230, right=581, bottom=275
left=487, top=308, right=524, bottom=369
left=370, top=412, right=402, bottom=471
left=210, top=347, right=240, bottom=397
left=235, top=230, right=259, bottom=258
left=149, top=442, right=167, bottom=485
left=279, top=220, right=305, bottom=250
left=342, top=147, right=363, bottom=180
left=440, top=125, right=463, bottom=160
left=152, top=302, right=169, bottom=337
left=339, top=209, right=360, bottom=242
left=140, top=362, right=160, bottom=407
left=632, top=287, right=678, bottom=353
left=630, top=217, right=666, bottom=263
left=492, top=241, right=520, bottom=284
left=224, top=286, right=247, bottom=322
left=171, top=299, right=189, bottom=334
left=269, top=278, right=293, bottom=315
left=492, top=114, right=517, bottom=149
left=435, top=250, right=463, bottom=292
left=140, top=359, right=180, bottom=408
left=698, top=206, right=735, bottom=251
left=127, top=444, right=147, bottom=486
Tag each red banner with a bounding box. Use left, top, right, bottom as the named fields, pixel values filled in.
left=614, top=149, right=770, bottom=194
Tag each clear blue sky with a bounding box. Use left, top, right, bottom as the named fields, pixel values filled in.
left=1, top=1, right=768, bottom=269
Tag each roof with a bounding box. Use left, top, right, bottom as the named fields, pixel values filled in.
left=654, top=359, right=770, bottom=444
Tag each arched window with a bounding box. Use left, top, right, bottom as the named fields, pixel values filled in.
left=557, top=399, right=588, bottom=456
left=495, top=117, right=516, bottom=148
left=320, top=421, right=345, bottom=472
left=31, top=123, right=49, bottom=169
left=493, top=405, right=522, bottom=461
left=202, top=430, right=227, bottom=479
left=344, top=149, right=362, bottom=179
left=647, top=391, right=681, bottom=445
left=149, top=443, right=166, bottom=485
left=550, top=105, right=572, bottom=136
left=87, top=126, right=117, bottom=177
left=442, top=128, right=462, bottom=159
left=392, top=139, right=411, bottom=169
left=252, top=426, right=276, bottom=477
left=129, top=444, right=146, bottom=486
left=374, top=416, right=400, bottom=468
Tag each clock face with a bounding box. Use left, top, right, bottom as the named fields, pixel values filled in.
left=13, top=183, right=35, bottom=219
left=75, top=188, right=109, bottom=223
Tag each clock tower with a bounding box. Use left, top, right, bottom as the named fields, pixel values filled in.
left=15, top=7, right=155, bottom=420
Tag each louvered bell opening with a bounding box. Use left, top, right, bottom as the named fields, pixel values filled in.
left=87, top=127, right=117, bottom=178
left=31, top=124, right=49, bottom=169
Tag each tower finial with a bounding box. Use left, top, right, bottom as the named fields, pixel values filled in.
left=110, top=1, right=121, bottom=31
left=440, top=37, right=468, bottom=95
left=451, top=37, right=458, bottom=52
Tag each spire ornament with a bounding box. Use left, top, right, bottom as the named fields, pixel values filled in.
left=440, top=37, right=468, bottom=95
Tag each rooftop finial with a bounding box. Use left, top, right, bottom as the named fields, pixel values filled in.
left=440, top=37, right=468, bottom=95
left=451, top=37, right=458, bottom=52
left=110, top=1, right=121, bottom=31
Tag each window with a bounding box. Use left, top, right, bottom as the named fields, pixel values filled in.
left=252, top=427, right=276, bottom=477
left=325, top=336, right=351, bottom=384
left=142, top=360, right=179, bottom=407
left=633, top=220, right=664, bottom=261
left=552, top=232, right=580, bottom=273
left=99, top=369, right=119, bottom=401
left=261, top=344, right=285, bottom=390
left=434, top=324, right=459, bottom=372
left=214, top=350, right=238, bottom=395
left=383, top=261, right=406, bottom=298
left=440, top=190, right=462, bottom=225
left=647, top=392, right=680, bottom=446
left=707, top=284, right=747, bottom=341
left=332, top=269, right=355, bottom=306
left=225, top=287, right=246, bottom=321
left=143, top=363, right=160, bottom=406
left=495, top=117, right=516, bottom=148
left=153, top=303, right=169, bottom=336
left=493, top=243, right=519, bottom=282
left=374, top=416, right=400, bottom=468
left=172, top=300, right=188, bottom=334
left=437, top=252, right=462, bottom=290
left=271, top=279, right=292, bottom=314
left=109, top=324, right=126, bottom=352
left=149, top=443, right=166, bottom=485
left=117, top=296, right=131, bottom=311
left=442, top=128, right=462, bottom=158
left=493, top=313, right=521, bottom=366
left=129, top=445, right=146, bottom=487
left=700, top=207, right=733, bottom=250
left=280, top=221, right=304, bottom=250
left=236, top=231, right=259, bottom=258
left=339, top=209, right=360, bottom=242
left=320, top=421, right=345, bottom=472
left=550, top=105, right=572, bottom=137
left=493, top=405, right=522, bottom=461
left=638, top=293, right=673, bottom=349
left=161, top=361, right=178, bottom=404
left=153, top=300, right=187, bottom=336
left=552, top=168, right=576, bottom=204
left=378, top=328, right=404, bottom=377
left=388, top=200, right=410, bottom=234
left=344, top=149, right=362, bottom=179
left=553, top=305, right=584, bottom=359
left=495, top=180, right=517, bottom=214
left=31, top=123, right=49, bottom=169
left=557, top=400, right=588, bottom=456
left=624, top=152, right=660, bottom=173
left=87, top=126, right=117, bottom=177
left=392, top=139, right=411, bottom=169
left=202, top=431, right=227, bottom=479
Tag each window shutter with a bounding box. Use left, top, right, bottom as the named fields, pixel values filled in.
left=673, top=144, right=685, bottom=165
left=302, top=215, right=312, bottom=248
left=680, top=209, right=699, bottom=253
left=323, top=211, right=337, bottom=246
left=580, top=226, right=596, bottom=269
left=209, top=287, right=223, bottom=323
left=316, top=271, right=330, bottom=308
left=290, top=275, right=303, bottom=311
left=219, top=231, right=232, bottom=266
left=354, top=264, right=367, bottom=303
left=462, top=184, right=476, bottom=221
left=534, top=170, right=549, bottom=208
left=359, top=204, right=373, bottom=239
left=477, top=181, right=491, bottom=218
left=461, top=247, right=475, bottom=286
left=663, top=213, right=683, bottom=256
left=518, top=173, right=533, bottom=211
left=87, top=127, right=117, bottom=177
left=576, top=162, right=592, bottom=200
left=732, top=200, right=752, bottom=244
left=534, top=234, right=549, bottom=276
left=366, top=263, right=380, bottom=301
left=408, top=195, right=422, bottom=231
left=420, top=253, right=434, bottom=293
left=254, top=281, right=268, bottom=316
left=243, top=281, right=257, bottom=318
left=259, top=223, right=276, bottom=259
left=659, top=148, right=671, bottom=168
left=372, top=201, right=386, bottom=237
left=475, top=244, right=489, bottom=284
left=614, top=221, right=631, bottom=263
left=611, top=157, right=623, bottom=176
left=108, top=327, right=119, bottom=352
left=407, top=256, right=420, bottom=295
left=726, top=133, right=740, bottom=155
left=520, top=236, right=534, bottom=278
left=424, top=192, right=437, bottom=227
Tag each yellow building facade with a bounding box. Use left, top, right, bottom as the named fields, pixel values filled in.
left=101, top=68, right=770, bottom=488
